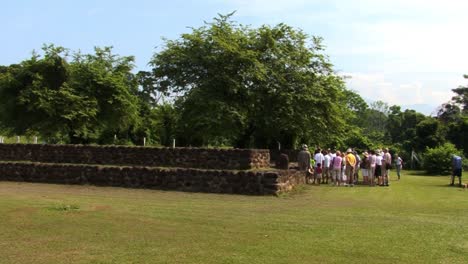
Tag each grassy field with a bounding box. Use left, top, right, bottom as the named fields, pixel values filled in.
left=0, top=171, right=466, bottom=264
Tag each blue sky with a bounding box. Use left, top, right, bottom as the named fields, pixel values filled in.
left=2, top=0, right=467, bottom=114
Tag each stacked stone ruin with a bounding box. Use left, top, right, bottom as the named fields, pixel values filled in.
left=0, top=144, right=305, bottom=195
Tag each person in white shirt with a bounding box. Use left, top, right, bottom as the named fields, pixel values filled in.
left=322, top=150, right=332, bottom=184
left=313, top=148, right=325, bottom=184
left=369, top=150, right=377, bottom=186
left=395, top=154, right=403, bottom=180
left=375, top=150, right=383, bottom=185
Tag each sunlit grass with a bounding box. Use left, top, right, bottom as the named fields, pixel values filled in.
left=0, top=171, right=466, bottom=263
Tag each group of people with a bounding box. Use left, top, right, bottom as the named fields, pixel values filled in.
left=297, top=145, right=403, bottom=187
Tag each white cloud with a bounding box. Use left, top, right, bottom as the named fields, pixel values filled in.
left=224, top=0, right=467, bottom=109
left=344, top=72, right=454, bottom=108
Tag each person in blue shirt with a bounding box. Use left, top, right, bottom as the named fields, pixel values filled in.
left=451, top=155, right=462, bottom=186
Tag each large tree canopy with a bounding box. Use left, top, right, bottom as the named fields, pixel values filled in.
left=0, top=45, right=140, bottom=143
left=149, top=13, right=349, bottom=148
left=436, top=74, right=468, bottom=155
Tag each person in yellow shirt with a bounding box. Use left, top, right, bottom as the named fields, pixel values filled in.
left=345, top=148, right=356, bottom=186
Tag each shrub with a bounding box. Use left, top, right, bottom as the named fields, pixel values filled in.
left=423, top=143, right=464, bottom=175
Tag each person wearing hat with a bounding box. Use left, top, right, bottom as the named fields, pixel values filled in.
left=331, top=151, right=343, bottom=186
left=345, top=148, right=356, bottom=186
left=361, top=152, right=370, bottom=184
left=297, top=144, right=312, bottom=183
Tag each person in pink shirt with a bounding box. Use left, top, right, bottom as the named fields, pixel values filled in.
left=332, top=151, right=343, bottom=186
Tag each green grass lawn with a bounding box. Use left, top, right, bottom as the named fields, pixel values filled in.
left=0, top=171, right=466, bottom=264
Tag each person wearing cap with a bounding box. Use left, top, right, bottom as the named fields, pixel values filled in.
left=297, top=144, right=312, bottom=183
left=345, top=148, right=356, bottom=186
left=451, top=154, right=463, bottom=186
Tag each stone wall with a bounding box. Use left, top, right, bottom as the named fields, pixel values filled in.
left=0, top=162, right=305, bottom=195
left=270, top=149, right=300, bottom=163
left=0, top=144, right=270, bottom=170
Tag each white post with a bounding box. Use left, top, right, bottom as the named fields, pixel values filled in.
left=143, top=137, right=146, bottom=146
left=0, top=136, right=3, bottom=143
left=172, top=138, right=176, bottom=149
left=114, top=134, right=117, bottom=144
left=34, top=136, right=38, bottom=144
left=16, top=136, right=20, bottom=143
left=411, top=150, right=414, bottom=170
left=278, top=141, right=281, bottom=151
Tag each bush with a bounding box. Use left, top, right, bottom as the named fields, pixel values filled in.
left=423, top=143, right=464, bottom=175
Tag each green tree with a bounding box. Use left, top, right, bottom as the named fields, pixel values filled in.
left=423, top=143, right=463, bottom=174
left=451, top=74, right=468, bottom=114
left=436, top=75, right=468, bottom=155
left=71, top=47, right=140, bottom=143
left=356, top=100, right=390, bottom=144
left=446, top=116, right=468, bottom=155
left=0, top=45, right=80, bottom=141
left=0, top=45, right=140, bottom=144
left=341, top=89, right=372, bottom=150
left=415, top=118, right=445, bottom=152
left=149, top=13, right=349, bottom=148
left=387, top=107, right=427, bottom=155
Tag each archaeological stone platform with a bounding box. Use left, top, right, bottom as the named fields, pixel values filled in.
left=0, top=144, right=305, bottom=195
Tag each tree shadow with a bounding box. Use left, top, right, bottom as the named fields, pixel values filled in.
left=404, top=170, right=450, bottom=177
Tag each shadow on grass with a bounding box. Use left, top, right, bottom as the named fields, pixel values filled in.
left=404, top=170, right=450, bottom=177
left=431, top=184, right=464, bottom=188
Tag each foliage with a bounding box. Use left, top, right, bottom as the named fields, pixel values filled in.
left=446, top=116, right=468, bottom=155
left=451, top=74, right=468, bottom=114
left=436, top=74, right=468, bottom=156
left=423, top=143, right=462, bottom=174
left=387, top=107, right=427, bottom=153
left=357, top=100, right=390, bottom=144
left=414, top=117, right=445, bottom=152
left=0, top=45, right=140, bottom=144
left=150, top=13, right=349, bottom=148
left=341, top=128, right=373, bottom=152
left=153, top=103, right=178, bottom=146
